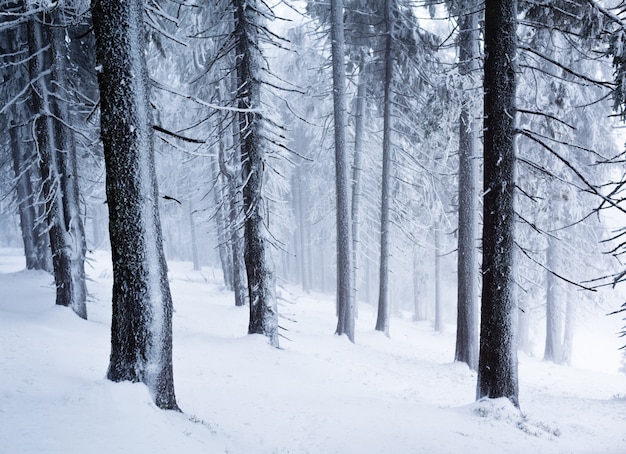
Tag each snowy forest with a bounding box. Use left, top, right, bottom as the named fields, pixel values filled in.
left=2, top=0, right=626, bottom=452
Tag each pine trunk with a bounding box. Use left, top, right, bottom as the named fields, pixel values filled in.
left=352, top=59, right=367, bottom=312
left=27, top=9, right=86, bottom=319
left=544, top=235, right=562, bottom=363
left=330, top=0, right=354, bottom=342
left=91, top=0, right=179, bottom=410
left=477, top=0, right=519, bottom=408
left=454, top=7, right=480, bottom=371
left=434, top=226, right=443, bottom=333
left=234, top=0, right=279, bottom=346
left=375, top=0, right=394, bottom=337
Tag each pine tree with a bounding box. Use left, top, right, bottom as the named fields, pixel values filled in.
left=91, top=0, right=179, bottom=410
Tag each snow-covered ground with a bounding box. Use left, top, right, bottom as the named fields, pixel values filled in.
left=1, top=248, right=625, bottom=453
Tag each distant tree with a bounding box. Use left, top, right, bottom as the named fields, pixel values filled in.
left=476, top=0, right=519, bottom=408
left=91, top=0, right=179, bottom=410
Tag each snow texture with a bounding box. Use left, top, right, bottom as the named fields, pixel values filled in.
left=1, top=248, right=625, bottom=453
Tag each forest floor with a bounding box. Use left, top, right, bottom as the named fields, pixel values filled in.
left=1, top=248, right=625, bottom=453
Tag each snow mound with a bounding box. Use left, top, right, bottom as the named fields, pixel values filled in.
left=465, top=398, right=561, bottom=440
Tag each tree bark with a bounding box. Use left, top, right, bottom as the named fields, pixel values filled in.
left=477, top=0, right=519, bottom=408
left=544, top=234, right=563, bottom=362
left=454, top=7, right=480, bottom=371
left=233, top=0, right=279, bottom=346
left=330, top=0, right=355, bottom=342
left=352, top=57, right=367, bottom=312
left=375, top=0, right=394, bottom=337
left=27, top=8, right=87, bottom=319
left=91, top=0, right=179, bottom=410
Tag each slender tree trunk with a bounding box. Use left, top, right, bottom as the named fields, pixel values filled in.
left=454, top=7, right=480, bottom=371
left=477, top=0, right=519, bottom=408
left=234, top=0, right=279, bottom=346
left=330, top=0, right=354, bottom=342
left=188, top=200, right=200, bottom=271
left=295, top=166, right=311, bottom=293
left=27, top=9, right=86, bottom=319
left=375, top=0, right=394, bottom=337
left=561, top=296, right=575, bottom=365
left=212, top=157, right=233, bottom=289
left=9, top=123, right=48, bottom=270
left=544, top=235, right=562, bottom=363
left=49, top=15, right=88, bottom=316
left=352, top=58, right=367, bottom=314
left=91, top=0, right=179, bottom=410
left=434, top=226, right=443, bottom=333
left=218, top=94, right=246, bottom=307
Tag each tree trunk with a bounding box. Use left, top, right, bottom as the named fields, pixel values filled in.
left=218, top=89, right=246, bottom=307
left=188, top=200, right=200, bottom=271
left=91, top=0, right=179, bottom=411
left=212, top=157, right=234, bottom=290
left=561, top=296, right=575, bottom=365
left=434, top=226, right=443, bottom=333
left=454, top=7, right=480, bottom=371
left=330, top=0, right=354, bottom=342
left=477, top=0, right=519, bottom=408
left=234, top=0, right=279, bottom=346
left=352, top=58, right=367, bottom=313
left=27, top=8, right=86, bottom=319
left=375, top=0, right=394, bottom=337
left=544, top=235, right=563, bottom=363
left=9, top=123, right=51, bottom=271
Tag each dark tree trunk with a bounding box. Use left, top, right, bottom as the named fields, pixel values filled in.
left=330, top=0, right=355, bottom=342
left=477, top=0, right=519, bottom=408
left=233, top=0, right=279, bottom=346
left=91, top=0, right=179, bottom=411
left=454, top=7, right=480, bottom=371
left=375, top=0, right=394, bottom=337
left=27, top=8, right=87, bottom=319
left=9, top=123, right=51, bottom=271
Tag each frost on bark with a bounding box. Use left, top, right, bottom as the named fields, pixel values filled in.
left=330, top=0, right=355, bottom=342
left=351, top=57, right=367, bottom=311
left=477, top=0, right=519, bottom=408
left=375, top=0, right=394, bottom=337
left=454, top=6, right=480, bottom=371
left=27, top=6, right=87, bottom=319
left=91, top=0, right=179, bottom=410
left=1, top=15, right=51, bottom=272
left=233, top=0, right=279, bottom=346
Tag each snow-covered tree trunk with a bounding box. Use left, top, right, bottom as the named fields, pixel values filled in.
left=477, top=0, right=519, bottom=408
left=233, top=0, right=279, bottom=346
left=213, top=146, right=233, bottom=290
left=218, top=92, right=246, bottom=307
left=544, top=234, right=563, bottom=363
left=49, top=11, right=88, bottom=315
left=27, top=8, right=87, bottom=319
left=561, top=296, right=575, bottom=365
left=330, top=0, right=355, bottom=342
left=91, top=0, right=179, bottom=410
left=187, top=200, right=200, bottom=271
left=375, top=0, right=394, bottom=337
left=294, top=165, right=312, bottom=293
left=351, top=57, right=367, bottom=312
left=434, top=225, right=443, bottom=333
left=454, top=6, right=480, bottom=370
left=9, top=121, right=52, bottom=272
